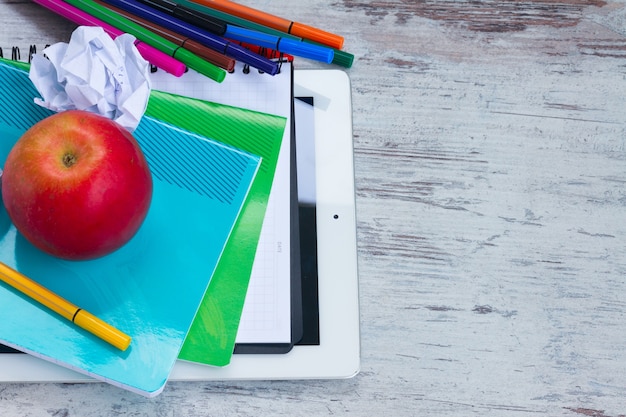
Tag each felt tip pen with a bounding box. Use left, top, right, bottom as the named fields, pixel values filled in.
left=93, top=0, right=235, bottom=71
left=189, top=0, right=344, bottom=50
left=178, top=0, right=354, bottom=68
left=0, top=261, right=131, bottom=351
left=100, top=0, right=280, bottom=74
left=32, top=0, right=186, bottom=77
left=64, top=0, right=226, bottom=82
left=139, top=0, right=333, bottom=63
left=225, top=26, right=333, bottom=64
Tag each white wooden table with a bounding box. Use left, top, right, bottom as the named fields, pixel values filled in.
left=2, top=1, right=626, bottom=415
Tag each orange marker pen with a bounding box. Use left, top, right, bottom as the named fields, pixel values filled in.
left=189, top=0, right=344, bottom=49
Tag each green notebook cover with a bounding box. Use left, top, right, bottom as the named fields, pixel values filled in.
left=147, top=90, right=286, bottom=366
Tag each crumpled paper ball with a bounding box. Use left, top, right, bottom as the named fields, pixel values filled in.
left=29, top=26, right=151, bottom=132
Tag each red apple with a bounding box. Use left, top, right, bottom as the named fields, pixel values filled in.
left=1, top=110, right=152, bottom=260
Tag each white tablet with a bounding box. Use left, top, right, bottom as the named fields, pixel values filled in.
left=0, top=69, right=360, bottom=383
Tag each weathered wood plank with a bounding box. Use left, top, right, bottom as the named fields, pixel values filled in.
left=341, top=0, right=608, bottom=32
left=1, top=0, right=625, bottom=415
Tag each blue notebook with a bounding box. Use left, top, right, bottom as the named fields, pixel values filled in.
left=0, top=61, right=261, bottom=396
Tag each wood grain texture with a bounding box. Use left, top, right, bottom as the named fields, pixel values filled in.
left=342, top=0, right=609, bottom=31
left=1, top=0, right=626, bottom=415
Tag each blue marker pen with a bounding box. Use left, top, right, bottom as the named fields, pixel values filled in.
left=99, top=0, right=280, bottom=74
left=225, top=26, right=333, bottom=64
left=138, top=0, right=334, bottom=63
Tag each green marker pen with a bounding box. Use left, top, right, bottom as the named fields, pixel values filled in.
left=64, top=0, right=226, bottom=82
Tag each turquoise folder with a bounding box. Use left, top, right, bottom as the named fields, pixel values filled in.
left=0, top=60, right=261, bottom=396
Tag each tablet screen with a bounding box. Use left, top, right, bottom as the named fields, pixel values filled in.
left=293, top=96, right=320, bottom=346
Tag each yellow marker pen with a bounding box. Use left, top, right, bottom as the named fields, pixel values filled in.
left=0, top=261, right=131, bottom=351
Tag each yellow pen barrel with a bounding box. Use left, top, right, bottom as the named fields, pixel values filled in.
left=0, top=262, right=77, bottom=320
left=73, top=310, right=132, bottom=351
left=0, top=261, right=131, bottom=351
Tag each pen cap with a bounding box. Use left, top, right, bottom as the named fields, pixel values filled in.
left=226, top=44, right=279, bottom=75
left=290, top=22, right=344, bottom=50
left=135, top=43, right=187, bottom=76
left=174, top=48, right=227, bottom=82
left=73, top=309, right=132, bottom=351
left=279, top=38, right=334, bottom=64
left=298, top=39, right=353, bottom=68
left=331, top=49, right=354, bottom=68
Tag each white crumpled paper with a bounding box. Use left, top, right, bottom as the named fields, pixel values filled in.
left=29, top=26, right=151, bottom=132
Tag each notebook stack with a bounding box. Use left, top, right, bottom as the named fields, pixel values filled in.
left=0, top=0, right=355, bottom=397
left=0, top=57, right=292, bottom=396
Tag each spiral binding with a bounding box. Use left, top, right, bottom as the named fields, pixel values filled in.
left=0, top=45, right=48, bottom=64
left=3, top=44, right=289, bottom=75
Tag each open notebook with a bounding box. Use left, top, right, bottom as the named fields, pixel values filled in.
left=149, top=61, right=298, bottom=365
